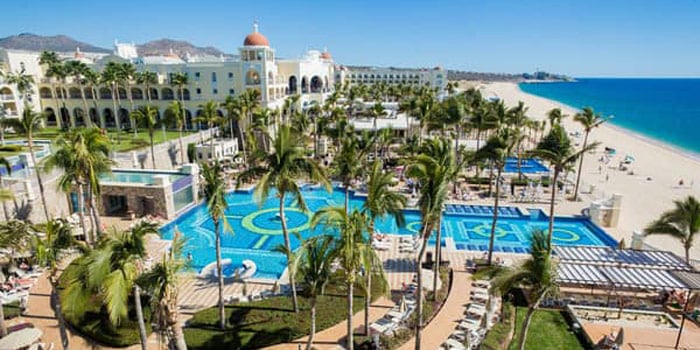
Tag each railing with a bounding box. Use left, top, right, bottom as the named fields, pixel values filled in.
left=0, top=94, right=15, bottom=102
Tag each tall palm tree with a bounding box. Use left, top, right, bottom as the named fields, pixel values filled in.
left=572, top=107, right=609, bottom=201
left=0, top=156, right=12, bottom=220
left=44, top=127, right=113, bottom=244
left=136, top=70, right=158, bottom=103
left=644, top=196, right=700, bottom=263
left=33, top=218, right=83, bottom=350
left=311, top=207, right=371, bottom=350
left=165, top=101, right=187, bottom=164
left=531, top=123, right=599, bottom=252
left=137, top=229, right=189, bottom=350
left=132, top=105, right=159, bottom=169
left=405, top=138, right=453, bottom=349
left=119, top=63, right=138, bottom=135
left=280, top=234, right=335, bottom=350
left=333, top=137, right=364, bottom=211
left=222, top=96, right=247, bottom=165
left=200, top=161, right=230, bottom=329
left=38, top=51, right=65, bottom=129
left=171, top=72, right=189, bottom=163
left=64, top=60, right=92, bottom=127
left=196, top=100, right=222, bottom=148
left=546, top=108, right=566, bottom=129
left=4, top=108, right=50, bottom=221
left=237, top=125, right=331, bottom=313
left=476, top=129, right=518, bottom=265
left=362, top=160, right=403, bottom=334
left=506, top=101, right=530, bottom=179
left=102, top=62, right=123, bottom=142
left=489, top=229, right=558, bottom=350
left=0, top=220, right=32, bottom=337
left=83, top=68, right=102, bottom=127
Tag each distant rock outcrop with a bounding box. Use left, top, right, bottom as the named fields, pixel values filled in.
left=0, top=33, right=111, bottom=53
left=137, top=39, right=227, bottom=58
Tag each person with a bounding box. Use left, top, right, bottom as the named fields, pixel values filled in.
left=187, top=252, right=193, bottom=262
left=679, top=178, right=685, bottom=187
left=598, top=165, right=602, bottom=174
left=605, top=174, right=609, bottom=182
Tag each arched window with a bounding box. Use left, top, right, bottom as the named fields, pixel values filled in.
left=288, top=76, right=297, bottom=94
left=39, top=87, right=53, bottom=99
left=99, top=88, right=111, bottom=99
left=161, top=88, right=174, bottom=100
left=69, top=87, right=81, bottom=99
left=246, top=69, right=260, bottom=85
left=131, top=88, right=144, bottom=100
left=211, top=72, right=217, bottom=82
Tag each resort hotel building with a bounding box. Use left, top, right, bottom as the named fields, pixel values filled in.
left=0, top=23, right=447, bottom=132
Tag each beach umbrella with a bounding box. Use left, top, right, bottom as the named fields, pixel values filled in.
left=0, top=328, right=43, bottom=350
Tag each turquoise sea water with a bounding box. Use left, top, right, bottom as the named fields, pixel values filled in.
left=519, top=79, right=700, bottom=155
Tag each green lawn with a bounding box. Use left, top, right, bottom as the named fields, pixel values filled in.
left=6, top=127, right=196, bottom=152
left=509, top=307, right=583, bottom=350
left=185, top=275, right=385, bottom=350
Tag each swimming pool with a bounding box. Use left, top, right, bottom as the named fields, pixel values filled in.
left=503, top=157, right=549, bottom=174
left=160, top=186, right=616, bottom=279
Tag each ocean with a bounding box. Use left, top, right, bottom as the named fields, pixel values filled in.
left=519, top=78, right=700, bottom=155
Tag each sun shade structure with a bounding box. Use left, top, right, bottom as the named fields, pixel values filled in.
left=553, top=246, right=691, bottom=271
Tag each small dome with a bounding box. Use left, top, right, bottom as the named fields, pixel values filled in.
left=320, top=51, right=332, bottom=60
left=243, top=23, right=269, bottom=47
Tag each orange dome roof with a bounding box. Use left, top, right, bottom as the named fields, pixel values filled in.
left=320, top=51, right=332, bottom=60
left=243, top=23, right=269, bottom=46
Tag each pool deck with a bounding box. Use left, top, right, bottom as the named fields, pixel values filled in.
left=583, top=320, right=700, bottom=350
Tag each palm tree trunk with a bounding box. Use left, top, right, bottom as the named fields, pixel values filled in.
left=280, top=195, right=299, bottom=312
left=1, top=176, right=9, bottom=220
left=127, top=85, right=137, bottom=137
left=238, top=125, right=247, bottom=167
left=171, top=316, right=188, bottom=350
left=179, top=88, right=187, bottom=164
left=365, top=218, right=375, bottom=335
left=149, top=131, right=156, bottom=169
left=50, top=277, right=70, bottom=350
left=547, top=169, right=559, bottom=253
left=178, top=127, right=185, bottom=165
left=414, top=225, right=431, bottom=350
left=685, top=245, right=690, bottom=265
left=78, top=82, right=91, bottom=127
left=573, top=132, right=589, bottom=201
left=29, top=137, right=50, bottom=221
left=346, top=281, right=354, bottom=350
left=488, top=167, right=502, bottom=266
left=76, top=183, right=89, bottom=243
left=432, top=214, right=442, bottom=300
left=517, top=305, right=537, bottom=350
left=307, top=298, right=317, bottom=350
left=345, top=185, right=350, bottom=213
left=0, top=295, right=5, bottom=337
left=134, top=285, right=148, bottom=350
left=215, top=219, right=225, bottom=329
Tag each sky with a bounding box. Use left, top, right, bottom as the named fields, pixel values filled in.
left=2, top=0, right=700, bottom=77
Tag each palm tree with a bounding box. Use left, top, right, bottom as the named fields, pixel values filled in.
left=132, top=105, right=159, bottom=169
left=237, top=125, right=331, bottom=313
left=118, top=63, right=138, bottom=135
left=196, top=100, right=222, bottom=148
left=311, top=207, right=371, bottom=350
left=361, top=160, right=403, bottom=334
left=644, top=196, right=700, bottom=263
left=222, top=96, right=247, bottom=166
left=280, top=234, right=335, bottom=350
left=489, top=229, right=558, bottom=350
left=165, top=101, right=187, bottom=165
left=546, top=108, right=566, bottom=129
left=476, top=129, right=518, bottom=265
left=136, top=70, right=158, bottom=103
left=405, top=138, right=453, bottom=349
left=333, top=137, right=364, bottom=211
left=200, top=161, right=230, bottom=329
left=0, top=156, right=13, bottom=220
left=38, top=51, right=65, bottom=129
left=171, top=72, right=189, bottom=163
left=137, top=229, right=189, bottom=350
left=4, top=107, right=50, bottom=221
left=572, top=107, right=609, bottom=201
left=95, top=222, right=158, bottom=350
left=33, top=218, right=83, bottom=350
left=44, top=128, right=113, bottom=244
left=531, top=123, right=599, bottom=252
left=83, top=68, right=102, bottom=127
left=507, top=101, right=530, bottom=179
left=64, top=60, right=92, bottom=127
left=102, top=62, right=123, bottom=141
left=0, top=220, right=32, bottom=337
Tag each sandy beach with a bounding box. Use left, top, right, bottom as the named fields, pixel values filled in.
left=479, top=82, right=700, bottom=263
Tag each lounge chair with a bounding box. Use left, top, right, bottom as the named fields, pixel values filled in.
left=457, top=321, right=480, bottom=332
left=444, top=338, right=466, bottom=350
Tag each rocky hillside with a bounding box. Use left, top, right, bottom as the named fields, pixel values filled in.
left=137, top=39, right=226, bottom=58
left=0, top=33, right=111, bottom=53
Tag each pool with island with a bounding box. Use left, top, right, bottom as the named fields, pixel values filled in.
left=160, top=185, right=617, bottom=279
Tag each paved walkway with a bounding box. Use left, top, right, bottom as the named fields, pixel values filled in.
left=397, top=267, right=474, bottom=350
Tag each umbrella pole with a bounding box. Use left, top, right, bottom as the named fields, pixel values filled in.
left=674, top=289, right=692, bottom=349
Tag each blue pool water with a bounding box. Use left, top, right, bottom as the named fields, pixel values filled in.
left=160, top=186, right=616, bottom=279
left=503, top=157, right=549, bottom=174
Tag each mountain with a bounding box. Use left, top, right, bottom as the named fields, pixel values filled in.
left=137, top=39, right=228, bottom=58
left=0, top=33, right=111, bottom=53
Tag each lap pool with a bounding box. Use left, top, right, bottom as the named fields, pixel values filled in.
left=160, top=186, right=616, bottom=279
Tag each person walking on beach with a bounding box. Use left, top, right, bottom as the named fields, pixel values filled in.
left=605, top=173, right=609, bottom=182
